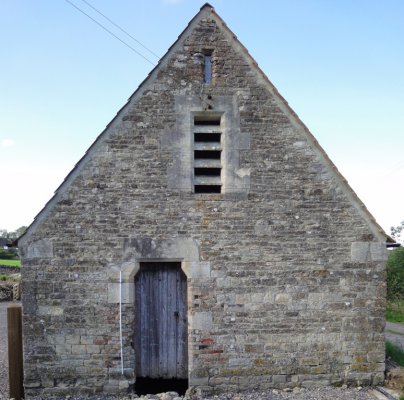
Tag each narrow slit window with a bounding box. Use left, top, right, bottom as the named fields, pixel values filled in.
left=204, top=55, right=212, bottom=84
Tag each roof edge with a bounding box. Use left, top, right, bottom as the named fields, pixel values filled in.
left=208, top=8, right=388, bottom=242
left=200, top=3, right=214, bottom=10
left=20, top=4, right=389, bottom=246
left=19, top=4, right=215, bottom=246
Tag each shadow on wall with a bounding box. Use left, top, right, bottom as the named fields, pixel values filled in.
left=135, top=378, right=188, bottom=395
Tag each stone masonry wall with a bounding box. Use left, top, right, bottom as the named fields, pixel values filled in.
left=20, top=7, right=387, bottom=397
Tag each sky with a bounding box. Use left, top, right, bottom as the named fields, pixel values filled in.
left=1, top=0, right=403, bottom=236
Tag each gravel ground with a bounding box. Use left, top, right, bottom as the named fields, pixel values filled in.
left=26, top=387, right=379, bottom=400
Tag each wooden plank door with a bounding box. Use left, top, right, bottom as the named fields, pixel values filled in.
left=135, top=262, right=188, bottom=379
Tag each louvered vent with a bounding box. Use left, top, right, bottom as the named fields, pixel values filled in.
left=193, top=116, right=222, bottom=193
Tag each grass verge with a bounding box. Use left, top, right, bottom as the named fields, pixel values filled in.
left=0, top=273, right=20, bottom=282
left=386, top=341, right=404, bottom=366
left=386, top=300, right=404, bottom=323
left=0, top=258, right=20, bottom=266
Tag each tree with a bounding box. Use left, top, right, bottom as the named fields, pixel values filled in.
left=387, top=247, right=404, bottom=301
left=0, top=248, right=18, bottom=259
left=0, top=226, right=28, bottom=239
left=14, top=226, right=27, bottom=237
left=391, top=220, right=404, bottom=244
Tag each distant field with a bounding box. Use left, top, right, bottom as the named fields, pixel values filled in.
left=0, top=259, right=21, bottom=266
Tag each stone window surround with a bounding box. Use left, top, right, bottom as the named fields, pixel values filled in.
left=163, top=94, right=251, bottom=198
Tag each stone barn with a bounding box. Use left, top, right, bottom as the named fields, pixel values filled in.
left=20, top=3, right=389, bottom=397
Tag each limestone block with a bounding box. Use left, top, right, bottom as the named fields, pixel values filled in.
left=308, top=293, right=323, bottom=308
left=272, top=375, right=286, bottom=383
left=108, top=283, right=134, bottom=303
left=108, top=262, right=138, bottom=282
left=38, top=306, right=63, bottom=316
left=123, top=237, right=199, bottom=262
left=229, top=357, right=251, bottom=367
left=351, top=242, right=387, bottom=262
left=49, top=335, right=66, bottom=345
left=372, top=372, right=384, bottom=385
left=55, top=344, right=72, bottom=354
left=80, top=336, right=94, bottom=345
left=351, top=242, right=371, bottom=262
left=255, top=219, right=270, bottom=236
left=71, top=345, right=86, bottom=354
left=370, top=242, right=388, bottom=261
left=301, top=380, right=329, bottom=388
left=187, top=261, right=211, bottom=279
left=25, top=381, right=41, bottom=388
left=65, top=335, right=80, bottom=345
left=85, top=345, right=101, bottom=354
left=238, top=132, right=251, bottom=149
left=275, top=293, right=290, bottom=305
left=191, top=311, right=212, bottom=330
left=189, top=376, right=209, bottom=386
left=26, top=238, right=53, bottom=258
left=41, top=376, right=55, bottom=388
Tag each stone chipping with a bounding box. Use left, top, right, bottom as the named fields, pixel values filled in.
left=25, top=387, right=378, bottom=400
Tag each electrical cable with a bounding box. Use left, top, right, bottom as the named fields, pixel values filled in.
left=64, top=0, right=156, bottom=66
left=379, top=158, right=404, bottom=177
left=80, top=0, right=161, bottom=60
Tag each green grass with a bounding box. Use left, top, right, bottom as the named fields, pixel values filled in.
left=0, top=273, right=20, bottom=282
left=386, top=300, right=404, bottom=323
left=0, top=258, right=20, bottom=266
left=386, top=341, right=404, bottom=366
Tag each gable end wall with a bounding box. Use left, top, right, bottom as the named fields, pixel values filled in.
left=20, top=8, right=387, bottom=397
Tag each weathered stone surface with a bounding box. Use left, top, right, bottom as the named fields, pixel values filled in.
left=26, top=238, right=53, bottom=258
left=19, top=4, right=387, bottom=398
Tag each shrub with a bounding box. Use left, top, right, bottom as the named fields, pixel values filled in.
left=387, top=247, right=404, bottom=301
left=386, top=341, right=404, bottom=367
left=0, top=248, right=18, bottom=260
left=386, top=300, right=404, bottom=323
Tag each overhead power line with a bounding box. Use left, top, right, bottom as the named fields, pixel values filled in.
left=380, top=159, right=404, bottom=177
left=64, top=0, right=156, bottom=66
left=80, top=0, right=161, bottom=60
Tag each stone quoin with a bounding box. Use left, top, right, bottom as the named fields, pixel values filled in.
left=19, top=3, right=389, bottom=397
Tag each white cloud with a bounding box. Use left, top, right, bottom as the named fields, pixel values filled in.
left=1, top=138, right=15, bottom=148
left=162, top=0, right=183, bottom=5
left=0, top=166, right=68, bottom=231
